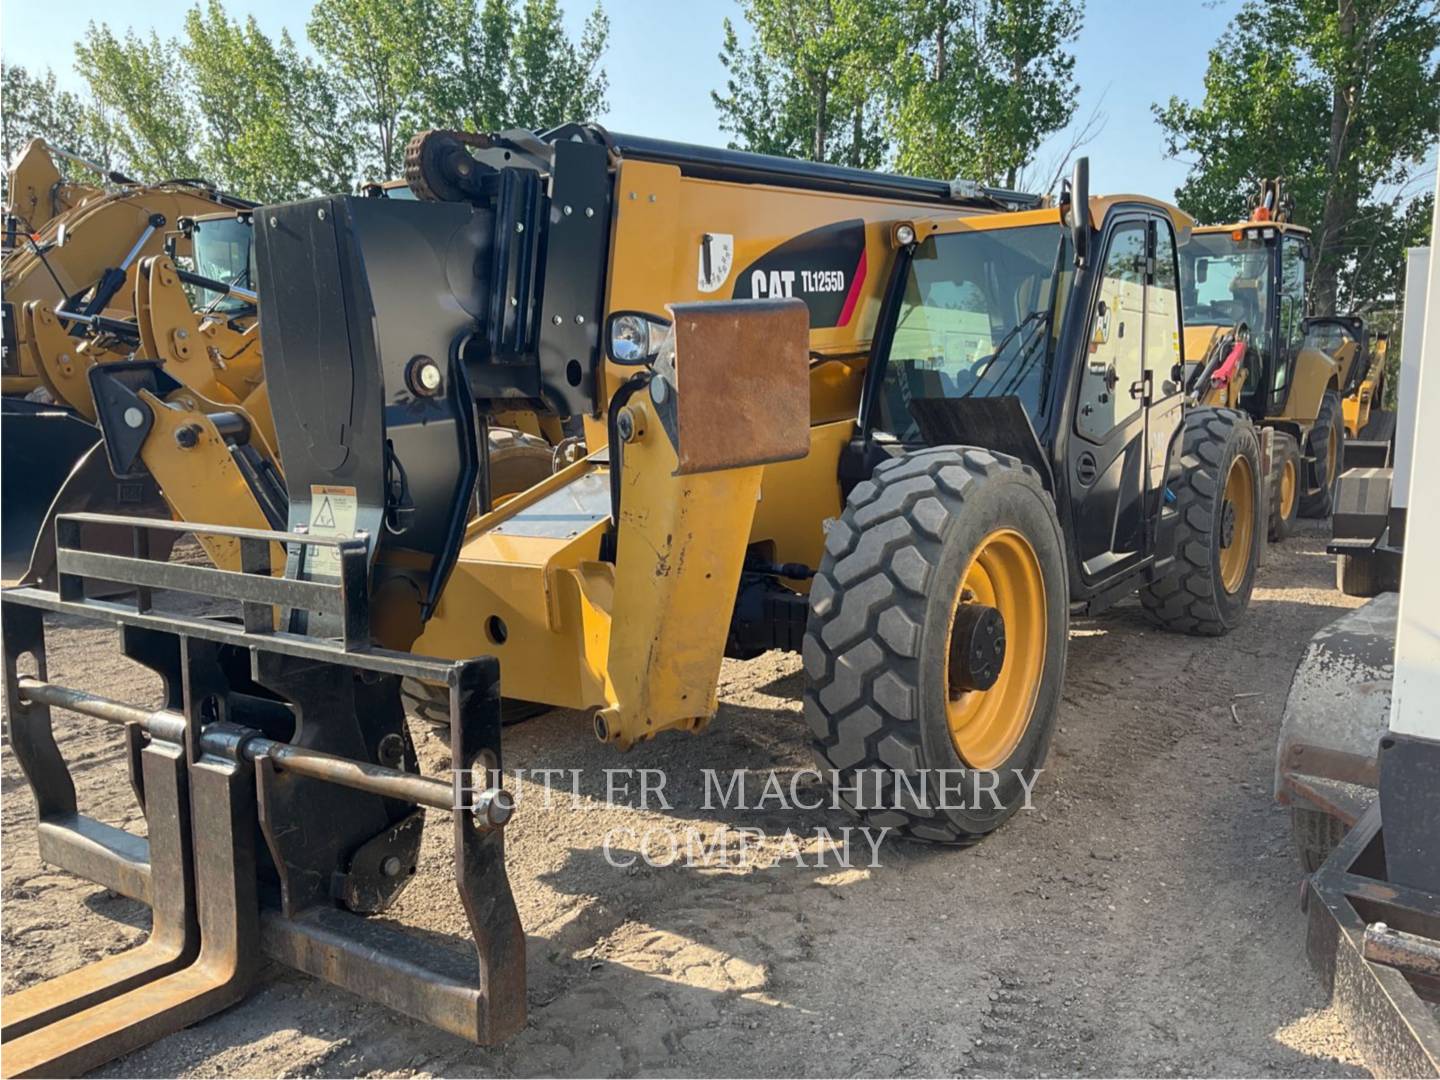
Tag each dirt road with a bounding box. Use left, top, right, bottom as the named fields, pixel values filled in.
left=2, top=521, right=1368, bottom=1077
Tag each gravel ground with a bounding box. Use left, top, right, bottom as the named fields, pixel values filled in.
left=2, top=520, right=1371, bottom=1077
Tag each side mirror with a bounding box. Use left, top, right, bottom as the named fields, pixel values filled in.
left=1066, top=156, right=1090, bottom=267
left=605, top=310, right=672, bottom=365
left=1195, top=258, right=1208, bottom=284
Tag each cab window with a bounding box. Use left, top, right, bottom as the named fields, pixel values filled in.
left=1076, top=222, right=1146, bottom=443
left=875, top=222, right=1068, bottom=440
left=1275, top=235, right=1307, bottom=396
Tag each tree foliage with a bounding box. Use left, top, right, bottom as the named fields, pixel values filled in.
left=184, top=1, right=355, bottom=201
left=3, top=0, right=609, bottom=200
left=74, top=23, right=201, bottom=180
left=712, top=0, right=1083, bottom=185
left=894, top=0, right=1081, bottom=187
left=1154, top=0, right=1440, bottom=309
left=1, top=63, right=117, bottom=194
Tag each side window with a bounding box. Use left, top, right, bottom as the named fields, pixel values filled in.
left=1276, top=236, right=1307, bottom=395
left=1076, top=222, right=1147, bottom=443
left=1147, top=218, right=1182, bottom=391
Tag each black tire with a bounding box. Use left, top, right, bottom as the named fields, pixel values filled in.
left=486, top=427, right=555, bottom=500
left=1292, top=806, right=1347, bottom=874
left=402, top=676, right=549, bottom=729
left=1268, top=432, right=1301, bottom=542
left=803, top=447, right=1068, bottom=845
left=1356, top=407, right=1395, bottom=444
left=1140, top=407, right=1261, bottom=636
left=1299, top=390, right=1344, bottom=518
left=1336, top=552, right=1399, bottom=598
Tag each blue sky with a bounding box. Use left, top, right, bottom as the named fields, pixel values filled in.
left=2, top=0, right=1241, bottom=197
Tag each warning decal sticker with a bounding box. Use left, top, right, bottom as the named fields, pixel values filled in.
left=307, top=484, right=358, bottom=577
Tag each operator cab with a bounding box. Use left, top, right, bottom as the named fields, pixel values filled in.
left=183, top=211, right=257, bottom=316
left=1179, top=218, right=1310, bottom=419
left=857, top=185, right=1197, bottom=607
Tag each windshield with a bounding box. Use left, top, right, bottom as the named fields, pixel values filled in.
left=190, top=216, right=255, bottom=315
left=876, top=222, right=1068, bottom=440
left=1179, top=232, right=1271, bottom=340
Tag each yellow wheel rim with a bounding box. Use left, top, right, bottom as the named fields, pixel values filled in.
left=943, top=529, right=1046, bottom=770
left=1279, top=457, right=1296, bottom=520
left=1219, top=456, right=1255, bottom=594
left=1326, top=426, right=1337, bottom=486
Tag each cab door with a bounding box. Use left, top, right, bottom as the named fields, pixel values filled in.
left=1070, top=217, right=1150, bottom=581
left=1145, top=216, right=1186, bottom=505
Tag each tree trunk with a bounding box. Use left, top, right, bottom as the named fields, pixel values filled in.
left=1313, top=0, right=1358, bottom=313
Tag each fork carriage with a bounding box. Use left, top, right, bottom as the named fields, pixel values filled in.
left=1, top=514, right=525, bottom=1078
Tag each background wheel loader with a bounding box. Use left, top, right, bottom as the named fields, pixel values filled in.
left=1177, top=180, right=1363, bottom=542
left=1, top=139, right=256, bottom=579
left=7, top=193, right=558, bottom=596
left=0, top=130, right=1263, bottom=1072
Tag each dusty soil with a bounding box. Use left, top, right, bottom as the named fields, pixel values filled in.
left=2, top=521, right=1371, bottom=1077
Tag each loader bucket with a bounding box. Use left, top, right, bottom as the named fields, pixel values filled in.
left=1, top=514, right=526, bottom=1076
left=1, top=399, right=98, bottom=582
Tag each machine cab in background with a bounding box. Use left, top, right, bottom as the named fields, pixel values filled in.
left=859, top=196, right=1191, bottom=603
left=1179, top=221, right=1310, bottom=419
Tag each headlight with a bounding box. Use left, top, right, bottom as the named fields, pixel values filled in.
left=610, top=314, right=651, bottom=363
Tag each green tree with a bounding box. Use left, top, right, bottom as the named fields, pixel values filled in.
left=893, top=0, right=1081, bottom=187
left=420, top=0, right=516, bottom=132
left=1, top=63, right=117, bottom=191
left=713, top=0, right=895, bottom=168
left=712, top=0, right=1082, bottom=180
left=74, top=23, right=201, bottom=179
left=310, top=0, right=607, bottom=180
left=181, top=0, right=354, bottom=200
left=506, top=0, right=609, bottom=129
left=308, top=0, right=438, bottom=179
left=1155, top=0, right=1440, bottom=309
left=712, top=18, right=814, bottom=159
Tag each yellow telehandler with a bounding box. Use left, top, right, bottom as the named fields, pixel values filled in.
left=0, top=130, right=1263, bottom=1072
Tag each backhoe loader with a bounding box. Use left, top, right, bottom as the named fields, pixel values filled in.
left=0, top=129, right=1263, bottom=1072
left=1179, top=180, right=1355, bottom=542
left=1299, top=314, right=1393, bottom=447
left=1, top=140, right=255, bottom=577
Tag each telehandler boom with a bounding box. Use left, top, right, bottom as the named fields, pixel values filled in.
left=1, top=128, right=1263, bottom=1073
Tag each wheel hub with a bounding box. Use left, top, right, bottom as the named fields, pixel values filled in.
left=948, top=604, right=1006, bottom=693
left=1220, top=499, right=1237, bottom=549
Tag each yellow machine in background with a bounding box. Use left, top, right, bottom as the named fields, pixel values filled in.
left=1, top=141, right=257, bottom=575
left=1179, top=180, right=1353, bottom=542
left=1300, top=314, right=1393, bottom=444
left=2, top=138, right=106, bottom=243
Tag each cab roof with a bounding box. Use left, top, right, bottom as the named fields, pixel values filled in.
left=922, top=194, right=1194, bottom=244
left=1087, top=194, right=1195, bottom=245
left=1194, top=219, right=1311, bottom=239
